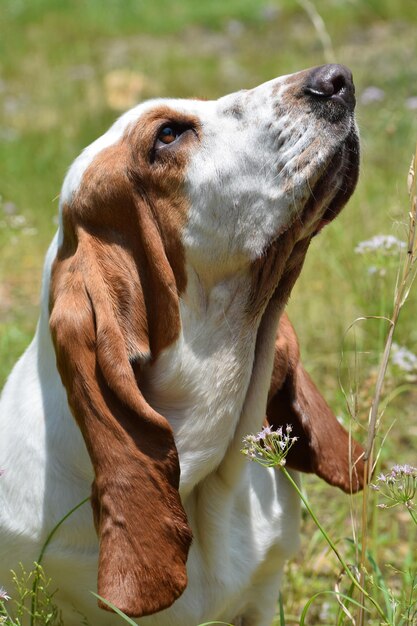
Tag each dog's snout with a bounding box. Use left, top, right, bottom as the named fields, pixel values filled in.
left=304, top=64, right=355, bottom=112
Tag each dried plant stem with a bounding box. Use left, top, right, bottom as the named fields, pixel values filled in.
left=357, top=142, right=417, bottom=626
left=282, top=467, right=387, bottom=621
left=364, top=149, right=417, bottom=464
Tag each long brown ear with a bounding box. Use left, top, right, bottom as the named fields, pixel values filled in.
left=267, top=314, right=365, bottom=492
left=49, top=146, right=192, bottom=617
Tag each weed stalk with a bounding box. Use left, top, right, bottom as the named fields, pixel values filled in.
left=357, top=142, right=417, bottom=626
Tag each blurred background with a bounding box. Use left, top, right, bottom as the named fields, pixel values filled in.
left=1, top=1, right=417, bottom=623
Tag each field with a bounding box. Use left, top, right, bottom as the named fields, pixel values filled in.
left=1, top=1, right=417, bottom=624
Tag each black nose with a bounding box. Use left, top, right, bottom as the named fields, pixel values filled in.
left=304, top=64, right=355, bottom=112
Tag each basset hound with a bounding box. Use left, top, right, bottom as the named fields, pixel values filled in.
left=0, top=64, right=363, bottom=626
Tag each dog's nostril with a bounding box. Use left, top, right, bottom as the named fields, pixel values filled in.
left=304, top=64, right=355, bottom=111
left=331, top=73, right=347, bottom=96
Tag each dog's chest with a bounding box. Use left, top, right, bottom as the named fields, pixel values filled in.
left=141, top=282, right=258, bottom=490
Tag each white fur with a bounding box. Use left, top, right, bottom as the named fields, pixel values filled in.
left=0, top=68, right=355, bottom=626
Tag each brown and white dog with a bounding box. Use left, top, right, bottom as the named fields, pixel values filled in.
left=0, top=65, right=363, bottom=626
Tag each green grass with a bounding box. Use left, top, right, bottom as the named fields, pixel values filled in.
left=1, top=0, right=417, bottom=388
left=1, top=1, right=417, bottom=624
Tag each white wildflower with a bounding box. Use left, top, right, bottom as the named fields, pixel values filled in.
left=367, top=265, right=386, bottom=277
left=391, top=343, right=417, bottom=373
left=405, top=96, right=417, bottom=111
left=8, top=214, right=26, bottom=229
left=22, top=227, right=38, bottom=236
left=0, top=586, right=10, bottom=601
left=354, top=235, right=406, bottom=256
left=360, top=86, right=385, bottom=105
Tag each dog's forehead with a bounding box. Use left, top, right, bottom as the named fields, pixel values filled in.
left=59, top=97, right=216, bottom=206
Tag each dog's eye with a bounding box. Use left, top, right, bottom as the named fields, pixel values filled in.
left=152, top=122, right=196, bottom=160
left=158, top=126, right=179, bottom=144
left=155, top=124, right=184, bottom=149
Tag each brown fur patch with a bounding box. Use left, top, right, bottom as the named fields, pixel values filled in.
left=49, top=105, right=202, bottom=617
left=247, top=227, right=310, bottom=319
left=267, top=314, right=365, bottom=493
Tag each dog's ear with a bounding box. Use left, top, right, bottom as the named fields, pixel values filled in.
left=267, top=314, right=364, bottom=492
left=49, top=145, right=192, bottom=618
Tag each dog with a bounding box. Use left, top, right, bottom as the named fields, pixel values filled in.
left=0, top=64, right=363, bottom=626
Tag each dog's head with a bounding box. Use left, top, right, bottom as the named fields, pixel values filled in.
left=49, top=64, right=359, bottom=617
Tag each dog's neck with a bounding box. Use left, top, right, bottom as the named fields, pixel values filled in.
left=141, top=265, right=282, bottom=497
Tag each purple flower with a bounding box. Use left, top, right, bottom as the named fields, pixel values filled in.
left=241, top=424, right=298, bottom=468
left=391, top=464, right=417, bottom=478
left=255, top=425, right=274, bottom=441
left=372, top=464, right=417, bottom=516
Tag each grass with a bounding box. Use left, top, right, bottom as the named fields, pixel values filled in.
left=1, top=0, right=417, bottom=386
left=1, top=0, right=417, bottom=624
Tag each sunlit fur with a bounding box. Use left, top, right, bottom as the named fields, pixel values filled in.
left=0, top=67, right=359, bottom=626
